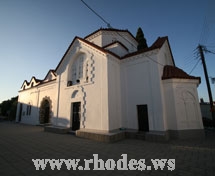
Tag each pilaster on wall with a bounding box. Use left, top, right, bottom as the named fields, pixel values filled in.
left=80, top=86, right=87, bottom=128
left=88, top=52, right=95, bottom=83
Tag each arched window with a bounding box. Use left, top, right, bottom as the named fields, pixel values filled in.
left=68, top=54, right=89, bottom=86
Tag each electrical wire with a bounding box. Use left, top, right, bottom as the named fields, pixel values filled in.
left=80, top=0, right=167, bottom=67
left=80, top=0, right=138, bottom=49
left=205, top=45, right=215, bottom=48
left=179, top=48, right=200, bottom=73
left=184, top=56, right=198, bottom=66
left=183, top=59, right=198, bottom=72
left=189, top=59, right=201, bottom=74
left=199, top=0, right=215, bottom=46
left=204, top=49, right=215, bottom=54
left=199, top=17, right=210, bottom=45
left=115, top=31, right=137, bottom=49
left=81, top=0, right=215, bottom=76
left=145, top=55, right=165, bottom=67
left=80, top=0, right=111, bottom=28
left=183, top=52, right=196, bottom=64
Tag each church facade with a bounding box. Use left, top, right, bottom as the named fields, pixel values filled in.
left=16, top=28, right=204, bottom=140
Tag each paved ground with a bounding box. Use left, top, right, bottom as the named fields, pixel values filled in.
left=0, top=122, right=215, bottom=176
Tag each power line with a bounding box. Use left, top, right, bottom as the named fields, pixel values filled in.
left=198, top=45, right=215, bottom=120
left=80, top=0, right=111, bottom=28
left=187, top=45, right=215, bottom=74
left=115, top=31, right=137, bottom=49
left=199, top=0, right=215, bottom=46
left=183, top=59, right=198, bottom=72
left=80, top=0, right=165, bottom=66
left=199, top=17, right=206, bottom=44
left=145, top=55, right=165, bottom=67
left=80, top=0, right=137, bottom=49
left=183, top=51, right=197, bottom=63
left=205, top=45, right=215, bottom=48
left=204, top=48, right=215, bottom=55
left=199, top=17, right=210, bottom=45
left=189, top=59, right=201, bottom=74
left=179, top=48, right=200, bottom=73
left=184, top=55, right=198, bottom=66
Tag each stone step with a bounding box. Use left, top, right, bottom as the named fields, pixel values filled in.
left=44, top=126, right=70, bottom=134
left=37, top=123, right=52, bottom=127
left=68, top=130, right=76, bottom=135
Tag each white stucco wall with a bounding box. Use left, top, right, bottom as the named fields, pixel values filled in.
left=120, top=52, right=166, bottom=132
left=107, top=55, right=121, bottom=131
left=16, top=89, right=38, bottom=125
left=105, top=43, right=128, bottom=57
left=101, top=32, right=137, bottom=53
left=16, top=81, right=57, bottom=125
left=86, top=31, right=137, bottom=53
left=55, top=40, right=110, bottom=130
left=163, top=79, right=203, bottom=130
left=87, top=34, right=102, bottom=47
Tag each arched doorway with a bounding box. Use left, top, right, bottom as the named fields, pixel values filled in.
left=39, top=99, right=51, bottom=124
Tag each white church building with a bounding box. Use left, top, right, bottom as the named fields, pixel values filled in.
left=16, top=28, right=204, bottom=141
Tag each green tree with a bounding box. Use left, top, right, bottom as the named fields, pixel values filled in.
left=136, top=27, right=148, bottom=51
left=0, top=99, right=11, bottom=116
left=9, top=97, right=18, bottom=121
left=0, top=96, right=18, bottom=120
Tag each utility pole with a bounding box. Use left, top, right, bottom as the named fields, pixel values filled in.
left=198, top=45, right=215, bottom=123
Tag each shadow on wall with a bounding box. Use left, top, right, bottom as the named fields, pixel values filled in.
left=16, top=102, right=70, bottom=127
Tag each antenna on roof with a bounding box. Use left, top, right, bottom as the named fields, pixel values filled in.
left=80, top=0, right=112, bottom=28
left=107, top=23, right=112, bottom=29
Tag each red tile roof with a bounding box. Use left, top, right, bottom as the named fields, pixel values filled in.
left=150, top=37, right=168, bottom=49
left=162, top=65, right=201, bottom=82
left=123, top=37, right=165, bottom=56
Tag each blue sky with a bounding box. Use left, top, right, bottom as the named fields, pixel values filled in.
left=0, top=0, right=215, bottom=103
